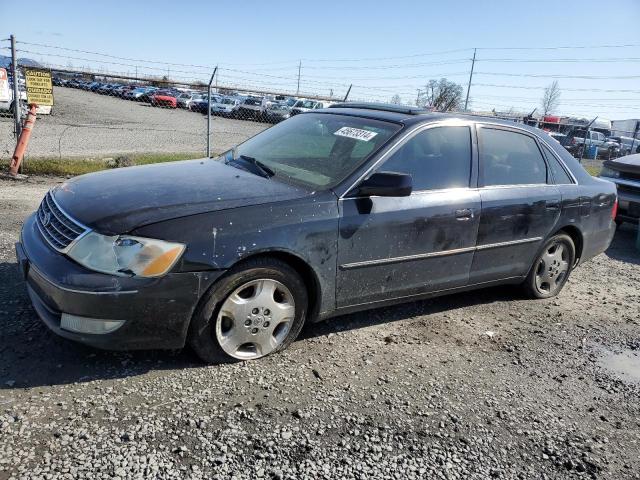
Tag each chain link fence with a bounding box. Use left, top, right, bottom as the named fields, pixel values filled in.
left=0, top=64, right=343, bottom=163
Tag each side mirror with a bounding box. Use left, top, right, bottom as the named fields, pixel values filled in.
left=353, top=171, right=412, bottom=197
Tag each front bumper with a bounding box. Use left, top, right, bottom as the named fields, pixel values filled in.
left=17, top=214, right=224, bottom=350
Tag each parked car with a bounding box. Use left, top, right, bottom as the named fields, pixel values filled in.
left=607, top=136, right=638, bottom=156
left=560, top=128, right=610, bottom=157
left=290, top=99, right=333, bottom=116
left=263, top=102, right=291, bottom=123
left=124, top=87, right=156, bottom=101
left=177, top=92, right=204, bottom=109
left=236, top=96, right=265, bottom=120
left=16, top=103, right=617, bottom=363
left=150, top=90, right=179, bottom=108
left=210, top=96, right=241, bottom=116
left=190, top=94, right=221, bottom=113
left=599, top=153, right=640, bottom=226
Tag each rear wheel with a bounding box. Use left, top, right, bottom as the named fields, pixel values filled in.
left=523, top=234, right=575, bottom=299
left=188, top=257, right=308, bottom=363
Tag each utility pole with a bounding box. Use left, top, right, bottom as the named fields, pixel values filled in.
left=464, top=48, right=476, bottom=111
left=10, top=34, right=22, bottom=138
left=296, top=60, right=301, bottom=95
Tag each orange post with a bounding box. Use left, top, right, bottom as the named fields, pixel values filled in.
left=9, top=104, right=38, bottom=176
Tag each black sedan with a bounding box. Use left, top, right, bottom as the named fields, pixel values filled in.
left=16, top=103, right=617, bottom=363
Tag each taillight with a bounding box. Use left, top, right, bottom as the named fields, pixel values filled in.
left=611, top=198, right=618, bottom=219
left=571, top=138, right=576, bottom=145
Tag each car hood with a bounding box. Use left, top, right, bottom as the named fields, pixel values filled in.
left=605, top=153, right=640, bottom=174
left=52, top=159, right=309, bottom=235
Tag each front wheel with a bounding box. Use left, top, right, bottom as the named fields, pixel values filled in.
left=188, top=257, right=308, bottom=363
left=523, top=234, right=575, bottom=299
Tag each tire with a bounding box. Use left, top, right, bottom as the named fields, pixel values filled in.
left=522, top=233, right=575, bottom=299
left=188, top=257, right=308, bottom=363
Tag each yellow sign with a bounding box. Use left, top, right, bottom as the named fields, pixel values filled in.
left=25, top=68, right=54, bottom=106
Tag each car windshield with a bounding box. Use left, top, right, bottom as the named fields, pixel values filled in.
left=221, top=98, right=235, bottom=105
left=219, top=113, right=401, bottom=189
left=245, top=98, right=262, bottom=105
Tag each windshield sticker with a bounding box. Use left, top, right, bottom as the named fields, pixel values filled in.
left=334, top=126, right=378, bottom=142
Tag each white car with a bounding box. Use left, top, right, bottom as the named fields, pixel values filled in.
left=177, top=92, right=205, bottom=109
left=210, top=96, right=241, bottom=116
left=290, top=99, right=333, bottom=116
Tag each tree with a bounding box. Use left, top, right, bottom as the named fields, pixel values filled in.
left=416, top=79, right=463, bottom=111
left=541, top=81, right=561, bottom=115
left=390, top=94, right=402, bottom=104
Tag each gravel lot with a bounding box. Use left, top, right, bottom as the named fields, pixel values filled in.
left=0, top=87, right=268, bottom=160
left=1, top=176, right=639, bottom=479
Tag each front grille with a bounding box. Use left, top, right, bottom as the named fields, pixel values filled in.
left=36, top=191, right=88, bottom=251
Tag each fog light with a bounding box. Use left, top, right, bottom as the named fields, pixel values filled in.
left=60, top=313, right=125, bottom=335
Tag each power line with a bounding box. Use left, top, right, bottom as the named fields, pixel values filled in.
left=477, top=57, right=640, bottom=63
left=475, top=72, right=640, bottom=80
left=473, top=83, right=640, bottom=93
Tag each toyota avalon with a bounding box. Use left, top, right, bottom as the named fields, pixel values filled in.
left=16, top=103, right=617, bottom=363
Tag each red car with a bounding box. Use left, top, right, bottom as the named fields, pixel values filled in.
left=150, top=90, right=178, bottom=108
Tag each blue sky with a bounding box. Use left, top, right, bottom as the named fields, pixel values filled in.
left=1, top=0, right=639, bottom=120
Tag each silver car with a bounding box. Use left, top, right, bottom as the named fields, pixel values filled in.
left=177, top=92, right=205, bottom=109
left=210, top=96, right=241, bottom=116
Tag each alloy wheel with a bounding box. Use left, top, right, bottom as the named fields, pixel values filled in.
left=215, top=279, right=295, bottom=360
left=534, top=242, right=570, bottom=295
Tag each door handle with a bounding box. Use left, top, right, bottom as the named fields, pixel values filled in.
left=545, top=200, right=560, bottom=210
left=455, top=208, right=474, bottom=220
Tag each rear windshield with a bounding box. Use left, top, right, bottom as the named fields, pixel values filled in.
left=221, top=113, right=401, bottom=189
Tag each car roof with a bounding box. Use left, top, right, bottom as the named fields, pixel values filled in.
left=319, top=104, right=541, bottom=131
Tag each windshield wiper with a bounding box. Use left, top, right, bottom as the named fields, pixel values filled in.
left=230, top=155, right=275, bottom=178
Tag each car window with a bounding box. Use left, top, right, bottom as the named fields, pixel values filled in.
left=480, top=128, right=548, bottom=186
left=381, top=126, right=472, bottom=191
left=541, top=143, right=573, bottom=184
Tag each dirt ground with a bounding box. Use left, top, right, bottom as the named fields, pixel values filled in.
left=0, top=176, right=639, bottom=479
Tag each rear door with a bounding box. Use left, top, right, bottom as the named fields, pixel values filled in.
left=470, top=125, right=561, bottom=284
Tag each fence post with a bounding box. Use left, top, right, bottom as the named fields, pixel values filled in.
left=10, top=34, right=22, bottom=139
left=206, top=66, right=218, bottom=158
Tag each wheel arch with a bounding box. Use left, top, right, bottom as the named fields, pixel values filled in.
left=553, top=224, right=584, bottom=266
left=231, top=250, right=323, bottom=321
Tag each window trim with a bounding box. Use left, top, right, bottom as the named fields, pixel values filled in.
left=535, top=136, right=578, bottom=185
left=538, top=141, right=576, bottom=185
left=340, top=119, right=478, bottom=198
left=477, top=124, right=551, bottom=188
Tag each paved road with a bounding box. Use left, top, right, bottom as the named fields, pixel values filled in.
left=1, top=177, right=639, bottom=479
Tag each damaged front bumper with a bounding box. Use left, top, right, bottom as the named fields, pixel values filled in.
left=17, top=214, right=224, bottom=351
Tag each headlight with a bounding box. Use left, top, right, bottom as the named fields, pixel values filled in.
left=599, top=166, right=620, bottom=179
left=66, top=232, right=185, bottom=278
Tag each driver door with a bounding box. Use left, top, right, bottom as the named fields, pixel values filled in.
left=336, top=124, right=481, bottom=307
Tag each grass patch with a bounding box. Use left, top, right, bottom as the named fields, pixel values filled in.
left=0, top=152, right=207, bottom=176
left=585, top=165, right=600, bottom=176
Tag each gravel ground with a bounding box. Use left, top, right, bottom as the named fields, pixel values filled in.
left=0, top=87, right=268, bottom=160
left=1, top=176, right=639, bottom=479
